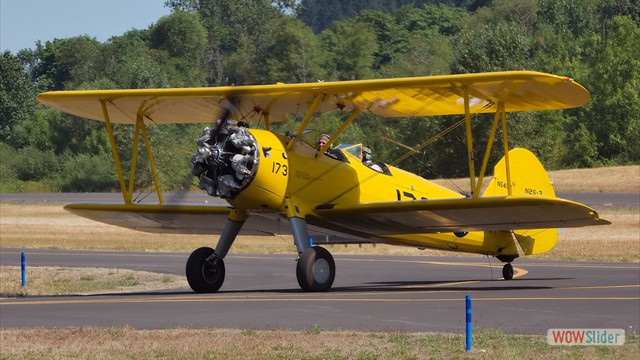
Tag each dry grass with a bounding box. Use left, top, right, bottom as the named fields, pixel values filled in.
left=0, top=327, right=637, bottom=360
left=0, top=266, right=186, bottom=297
left=547, top=166, right=640, bottom=193
left=1, top=203, right=637, bottom=262
left=530, top=209, right=639, bottom=262
left=432, top=165, right=639, bottom=193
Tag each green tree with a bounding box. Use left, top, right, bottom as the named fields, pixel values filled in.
left=150, top=11, right=207, bottom=60
left=0, top=51, right=36, bottom=144
left=453, top=21, right=533, bottom=73
left=101, top=31, right=170, bottom=89
left=469, top=0, right=538, bottom=35
left=26, top=36, right=103, bottom=91
left=355, top=10, right=404, bottom=70
left=254, top=17, right=328, bottom=83
left=297, top=0, right=461, bottom=33
left=166, top=0, right=290, bottom=85
left=380, top=30, right=453, bottom=77
left=321, top=19, right=379, bottom=80
left=395, top=4, right=467, bottom=37
left=149, top=11, right=208, bottom=86
left=586, top=16, right=640, bottom=164
left=534, top=0, right=600, bottom=78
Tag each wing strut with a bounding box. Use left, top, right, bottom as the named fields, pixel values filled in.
left=99, top=100, right=164, bottom=204
left=101, top=100, right=128, bottom=202
left=263, top=112, right=271, bottom=131
left=474, top=102, right=504, bottom=197
left=462, top=92, right=512, bottom=198
left=287, top=94, right=323, bottom=150
left=319, top=108, right=362, bottom=156
left=463, top=87, right=477, bottom=197
left=137, top=112, right=164, bottom=204
left=500, top=105, right=513, bottom=195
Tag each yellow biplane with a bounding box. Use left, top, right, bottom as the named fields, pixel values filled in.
left=37, top=71, right=609, bottom=293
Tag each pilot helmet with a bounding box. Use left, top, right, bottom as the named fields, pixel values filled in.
left=362, top=146, right=372, bottom=161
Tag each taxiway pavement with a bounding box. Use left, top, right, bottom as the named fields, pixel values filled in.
left=1, top=248, right=638, bottom=334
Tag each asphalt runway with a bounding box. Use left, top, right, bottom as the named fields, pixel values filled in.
left=1, top=248, right=638, bottom=334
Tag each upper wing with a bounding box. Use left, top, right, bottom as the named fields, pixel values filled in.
left=37, top=71, right=589, bottom=124
left=312, top=195, right=609, bottom=235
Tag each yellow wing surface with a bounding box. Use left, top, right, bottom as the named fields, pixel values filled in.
left=63, top=203, right=304, bottom=236
left=64, top=196, right=608, bottom=236
left=37, top=71, right=589, bottom=124
left=313, top=195, right=607, bottom=235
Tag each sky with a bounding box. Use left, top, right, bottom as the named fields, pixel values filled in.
left=1, top=0, right=172, bottom=53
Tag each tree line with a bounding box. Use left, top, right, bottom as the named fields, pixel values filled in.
left=1, top=0, right=638, bottom=193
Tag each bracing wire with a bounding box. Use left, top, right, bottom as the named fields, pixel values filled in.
left=386, top=102, right=495, bottom=194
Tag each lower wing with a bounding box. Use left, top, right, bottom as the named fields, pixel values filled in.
left=312, top=195, right=609, bottom=235
left=64, top=203, right=283, bottom=235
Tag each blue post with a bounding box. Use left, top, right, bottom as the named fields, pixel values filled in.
left=465, top=295, right=472, bottom=352
left=309, top=235, right=313, bottom=247
left=21, top=252, right=26, bottom=287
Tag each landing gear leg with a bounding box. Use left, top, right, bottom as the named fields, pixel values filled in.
left=290, top=217, right=336, bottom=292
left=186, top=219, right=244, bottom=293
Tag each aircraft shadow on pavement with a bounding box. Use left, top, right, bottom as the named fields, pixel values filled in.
left=4, top=277, right=573, bottom=299
left=340, top=278, right=560, bottom=292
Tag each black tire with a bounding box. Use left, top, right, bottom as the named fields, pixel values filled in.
left=186, top=247, right=225, bottom=293
left=296, top=246, right=335, bottom=292
left=502, top=263, right=514, bottom=280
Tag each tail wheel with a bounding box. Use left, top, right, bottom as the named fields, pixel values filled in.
left=296, top=246, right=335, bottom=292
left=186, top=247, right=225, bottom=293
left=502, top=263, right=514, bottom=280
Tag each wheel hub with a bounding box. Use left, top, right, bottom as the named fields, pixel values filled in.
left=312, top=258, right=331, bottom=284
left=202, top=258, right=220, bottom=284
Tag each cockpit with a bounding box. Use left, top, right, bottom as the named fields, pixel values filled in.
left=332, top=143, right=392, bottom=175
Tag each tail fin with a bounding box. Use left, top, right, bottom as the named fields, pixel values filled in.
left=483, top=148, right=555, bottom=198
left=483, top=148, right=558, bottom=255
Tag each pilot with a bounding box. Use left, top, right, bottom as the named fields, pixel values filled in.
left=316, top=134, right=330, bottom=151
left=362, top=146, right=383, bottom=172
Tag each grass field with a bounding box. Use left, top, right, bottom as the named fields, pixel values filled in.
left=0, top=327, right=637, bottom=359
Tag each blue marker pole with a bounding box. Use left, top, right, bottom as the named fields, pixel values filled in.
left=21, top=252, right=26, bottom=287
left=465, top=295, right=472, bottom=352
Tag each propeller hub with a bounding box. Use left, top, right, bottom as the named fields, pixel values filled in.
left=192, top=119, right=258, bottom=199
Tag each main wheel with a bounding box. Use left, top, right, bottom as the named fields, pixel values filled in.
left=186, top=247, right=225, bottom=293
left=296, top=246, right=335, bottom=292
left=502, top=263, right=514, bottom=280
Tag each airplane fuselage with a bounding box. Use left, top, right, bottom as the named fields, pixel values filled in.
left=228, top=129, right=517, bottom=257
